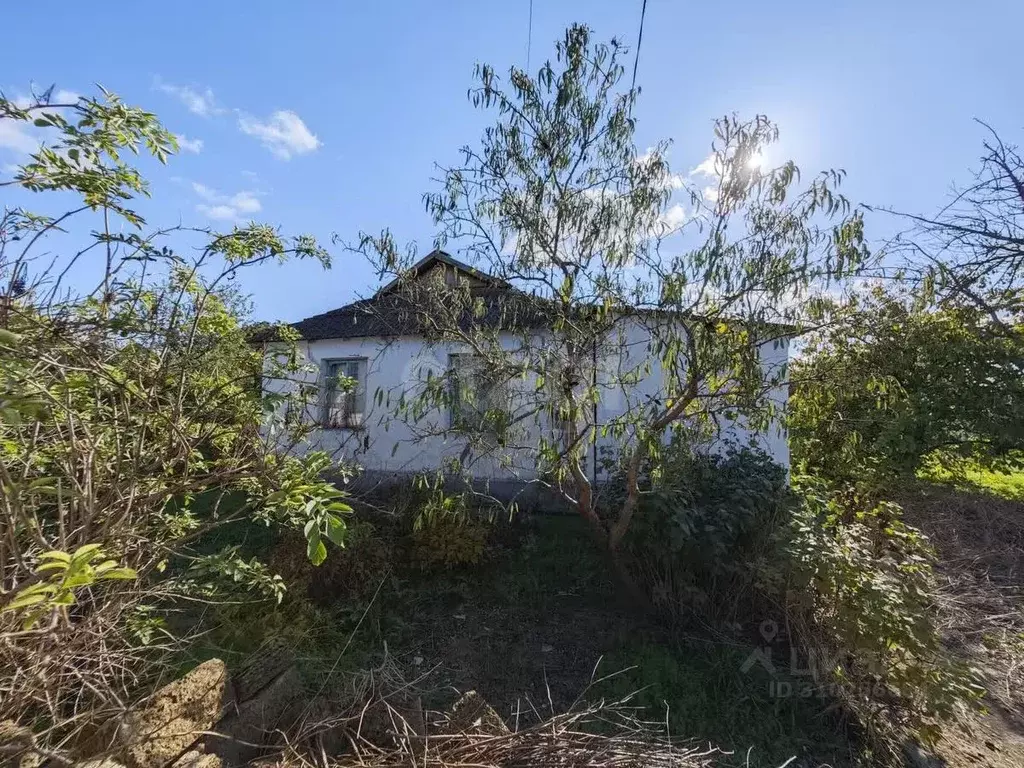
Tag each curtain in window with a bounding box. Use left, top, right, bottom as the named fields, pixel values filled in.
left=325, top=359, right=366, bottom=428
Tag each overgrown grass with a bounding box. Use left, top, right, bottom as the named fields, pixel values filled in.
left=597, top=639, right=856, bottom=768
left=917, top=453, right=1024, bottom=501
left=184, top=512, right=862, bottom=766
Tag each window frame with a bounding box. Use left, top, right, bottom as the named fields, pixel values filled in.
left=322, top=356, right=368, bottom=430
left=448, top=353, right=503, bottom=433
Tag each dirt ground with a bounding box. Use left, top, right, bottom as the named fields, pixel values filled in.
left=385, top=520, right=640, bottom=723
left=380, top=516, right=858, bottom=768
left=392, top=489, right=1024, bottom=768
left=899, top=485, right=1024, bottom=768
left=236, top=488, right=1022, bottom=767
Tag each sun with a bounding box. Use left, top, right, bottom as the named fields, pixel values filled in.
left=746, top=151, right=765, bottom=171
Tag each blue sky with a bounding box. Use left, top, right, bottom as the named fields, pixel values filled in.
left=3, top=1, right=1022, bottom=322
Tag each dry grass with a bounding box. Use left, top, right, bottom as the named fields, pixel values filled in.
left=896, top=483, right=1024, bottom=712
left=282, top=696, right=720, bottom=768
left=894, top=482, right=1024, bottom=767
left=268, top=644, right=723, bottom=768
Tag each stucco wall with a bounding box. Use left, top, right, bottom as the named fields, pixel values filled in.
left=263, top=325, right=790, bottom=481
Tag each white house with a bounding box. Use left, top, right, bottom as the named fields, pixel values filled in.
left=262, top=251, right=790, bottom=493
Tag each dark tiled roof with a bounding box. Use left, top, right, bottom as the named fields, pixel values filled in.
left=248, top=250, right=797, bottom=344
left=292, top=290, right=551, bottom=341
left=287, top=251, right=549, bottom=341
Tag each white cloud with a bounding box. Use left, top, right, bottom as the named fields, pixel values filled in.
left=657, top=204, right=688, bottom=233
left=0, top=120, right=39, bottom=154
left=155, top=81, right=224, bottom=117
left=11, top=88, right=79, bottom=109
left=0, top=88, right=81, bottom=158
left=635, top=146, right=686, bottom=192
left=237, top=110, right=321, bottom=159
left=635, top=146, right=659, bottom=165
left=192, top=182, right=261, bottom=221
left=198, top=205, right=237, bottom=220
left=175, top=134, right=204, bottom=153
left=690, top=153, right=719, bottom=177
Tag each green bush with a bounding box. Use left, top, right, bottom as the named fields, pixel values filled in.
left=598, top=637, right=853, bottom=767
left=917, top=450, right=1024, bottom=501
left=406, top=486, right=490, bottom=570
left=270, top=519, right=394, bottom=604
left=775, top=477, right=984, bottom=750
left=0, top=89, right=346, bottom=746
left=609, top=443, right=792, bottom=623
left=789, top=287, right=1024, bottom=484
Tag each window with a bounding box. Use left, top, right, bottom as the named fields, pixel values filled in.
left=449, top=353, right=502, bottom=432
left=323, top=358, right=367, bottom=429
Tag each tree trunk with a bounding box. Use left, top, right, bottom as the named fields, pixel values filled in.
left=574, top=497, right=653, bottom=615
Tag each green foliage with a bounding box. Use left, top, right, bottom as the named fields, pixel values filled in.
left=598, top=638, right=854, bottom=768
left=406, top=487, right=489, bottom=570
left=776, top=477, right=985, bottom=746
left=917, top=450, right=1024, bottom=501
left=609, top=444, right=792, bottom=622
left=790, top=287, right=1024, bottom=483
left=3, top=545, right=137, bottom=629
left=0, top=87, right=345, bottom=740
left=2, top=87, right=176, bottom=227
left=270, top=519, right=394, bottom=605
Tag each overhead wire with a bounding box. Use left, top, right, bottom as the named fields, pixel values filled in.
left=631, top=0, right=649, bottom=91
left=526, top=0, right=534, bottom=72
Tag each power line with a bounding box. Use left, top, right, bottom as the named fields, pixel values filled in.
left=631, top=0, right=648, bottom=91
left=526, top=0, right=534, bottom=72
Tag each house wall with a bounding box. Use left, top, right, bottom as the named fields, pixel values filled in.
left=264, top=333, right=546, bottom=481
left=263, top=324, right=790, bottom=484
left=587, top=317, right=789, bottom=477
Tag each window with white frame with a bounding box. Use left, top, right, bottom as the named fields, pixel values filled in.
left=323, top=358, right=367, bottom=429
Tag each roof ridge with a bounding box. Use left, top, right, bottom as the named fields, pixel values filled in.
left=375, top=249, right=510, bottom=296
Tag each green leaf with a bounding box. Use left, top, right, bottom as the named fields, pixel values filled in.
left=306, top=533, right=327, bottom=566
left=38, top=550, right=72, bottom=563
left=98, top=567, right=138, bottom=581
left=63, top=570, right=95, bottom=589
left=34, top=561, right=69, bottom=573
left=70, top=543, right=103, bottom=563
left=325, top=514, right=346, bottom=547
left=3, top=591, right=49, bottom=612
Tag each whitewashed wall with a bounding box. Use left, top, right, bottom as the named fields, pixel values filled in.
left=264, top=324, right=789, bottom=482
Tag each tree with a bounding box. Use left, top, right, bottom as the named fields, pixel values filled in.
left=885, top=121, right=1024, bottom=331
left=0, top=87, right=346, bottom=745
left=353, top=26, right=870, bottom=557
left=790, top=286, right=1024, bottom=483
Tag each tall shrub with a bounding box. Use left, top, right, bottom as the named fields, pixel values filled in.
left=0, top=88, right=347, bottom=746
left=607, top=443, right=792, bottom=624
